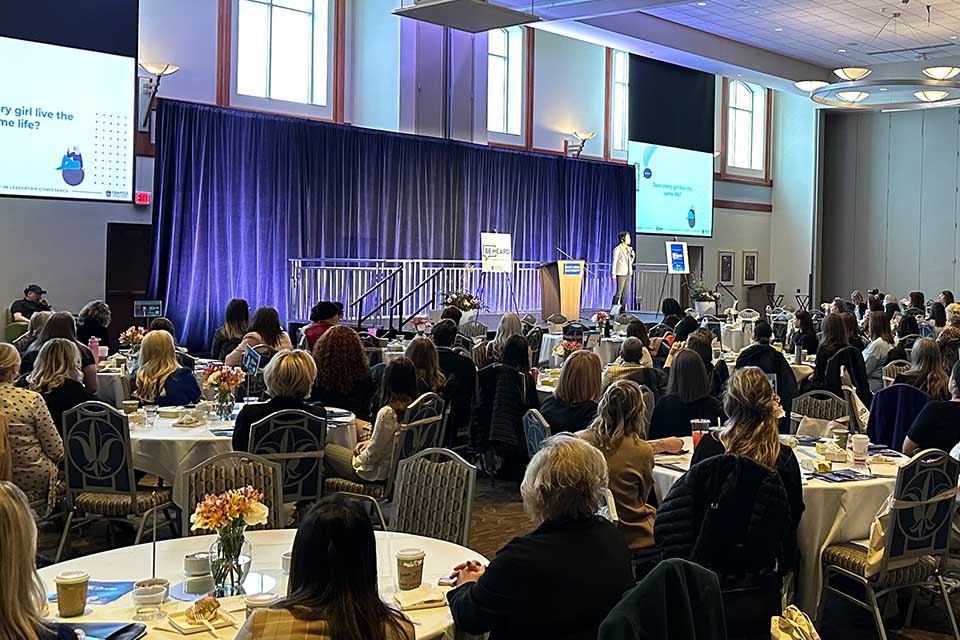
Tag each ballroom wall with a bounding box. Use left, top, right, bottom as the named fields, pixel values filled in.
left=820, top=108, right=960, bottom=301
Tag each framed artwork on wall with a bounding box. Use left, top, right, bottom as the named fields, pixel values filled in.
left=718, top=251, right=735, bottom=286
left=742, top=251, right=759, bottom=286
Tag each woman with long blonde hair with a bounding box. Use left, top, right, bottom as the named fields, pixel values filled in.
left=134, top=330, right=202, bottom=406
left=578, top=380, right=682, bottom=551
left=12, top=310, right=52, bottom=354
left=27, top=339, right=88, bottom=435
left=485, top=313, right=524, bottom=363
left=0, top=481, right=75, bottom=640
left=690, top=366, right=804, bottom=569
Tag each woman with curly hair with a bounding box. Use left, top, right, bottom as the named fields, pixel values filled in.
left=76, top=300, right=112, bottom=352
left=311, top=326, right=375, bottom=421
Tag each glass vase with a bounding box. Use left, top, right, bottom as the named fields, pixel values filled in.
left=209, top=524, right=252, bottom=597
left=214, top=388, right=235, bottom=421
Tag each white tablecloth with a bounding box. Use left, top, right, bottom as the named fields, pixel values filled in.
left=720, top=327, right=750, bottom=352
left=538, top=333, right=623, bottom=368
left=38, top=530, right=487, bottom=639
left=652, top=436, right=902, bottom=618
left=95, top=372, right=128, bottom=408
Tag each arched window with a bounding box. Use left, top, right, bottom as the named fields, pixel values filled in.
left=488, top=26, right=523, bottom=136
left=725, top=78, right=767, bottom=174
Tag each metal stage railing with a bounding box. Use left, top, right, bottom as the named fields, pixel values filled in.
left=288, top=258, right=680, bottom=326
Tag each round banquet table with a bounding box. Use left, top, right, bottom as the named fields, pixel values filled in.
left=130, top=406, right=358, bottom=489
left=37, top=530, right=487, bottom=639
left=652, top=436, right=903, bottom=619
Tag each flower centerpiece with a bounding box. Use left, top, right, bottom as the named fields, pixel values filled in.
left=190, top=486, right=268, bottom=596
left=118, top=326, right=147, bottom=354
left=591, top=310, right=611, bottom=337
left=443, top=291, right=483, bottom=312
left=690, top=282, right=720, bottom=317
left=202, top=364, right=246, bottom=420
left=552, top=339, right=583, bottom=360
left=410, top=316, right=430, bottom=335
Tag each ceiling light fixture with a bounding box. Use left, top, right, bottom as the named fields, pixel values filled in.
left=834, top=67, right=872, bottom=81
left=914, top=90, right=950, bottom=102
left=922, top=66, right=960, bottom=80
left=836, top=91, right=870, bottom=103
left=794, top=80, right=829, bottom=92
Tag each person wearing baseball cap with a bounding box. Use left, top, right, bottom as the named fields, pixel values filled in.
left=303, top=300, right=344, bottom=350
left=11, top=285, right=52, bottom=322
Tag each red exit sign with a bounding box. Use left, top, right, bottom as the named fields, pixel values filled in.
left=135, top=191, right=152, bottom=206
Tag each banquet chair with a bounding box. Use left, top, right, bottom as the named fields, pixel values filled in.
left=791, top=390, right=847, bottom=433
left=648, top=323, right=673, bottom=339
left=176, top=451, right=283, bottom=535
left=843, top=385, right=870, bottom=434
left=56, top=401, right=177, bottom=562
left=328, top=491, right=387, bottom=530
left=323, top=392, right=446, bottom=502
left=522, top=409, right=551, bottom=458
left=738, top=308, right=760, bottom=321
left=882, top=360, right=912, bottom=387
left=526, top=326, right=544, bottom=366
left=615, top=313, right=638, bottom=326
left=546, top=313, right=568, bottom=324
left=520, top=313, right=538, bottom=332
left=3, top=304, right=28, bottom=342
left=391, top=447, right=476, bottom=546
left=453, top=333, right=475, bottom=351
left=460, top=320, right=488, bottom=339
left=867, top=384, right=931, bottom=452
left=360, top=333, right=386, bottom=367
left=563, top=321, right=588, bottom=338
left=818, top=449, right=960, bottom=640
left=249, top=410, right=327, bottom=504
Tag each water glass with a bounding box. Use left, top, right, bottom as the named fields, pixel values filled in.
left=143, top=405, right=158, bottom=429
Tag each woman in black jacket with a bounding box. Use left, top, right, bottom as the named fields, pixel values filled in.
left=790, top=310, right=819, bottom=356
left=649, top=350, right=725, bottom=439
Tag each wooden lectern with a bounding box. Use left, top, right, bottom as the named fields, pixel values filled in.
left=539, top=260, right=585, bottom=321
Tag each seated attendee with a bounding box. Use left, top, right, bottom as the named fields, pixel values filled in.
left=237, top=496, right=413, bottom=640
left=603, top=337, right=652, bottom=389
left=225, top=306, right=293, bottom=367
left=937, top=303, right=960, bottom=374
left=660, top=298, right=683, bottom=329
left=76, top=300, right=112, bottom=351
left=311, top=326, right=374, bottom=421
left=623, top=320, right=654, bottom=367
left=404, top=337, right=445, bottom=394
left=440, top=305, right=463, bottom=325
left=941, top=290, right=956, bottom=306
left=735, top=321, right=797, bottom=430
left=0, top=345, right=63, bottom=505
left=210, top=298, right=249, bottom=362
left=685, top=330, right=729, bottom=400
left=26, top=339, right=88, bottom=435
left=447, top=435, right=634, bottom=640
left=324, top=358, right=417, bottom=484
left=19, top=311, right=97, bottom=395
left=432, top=319, right=476, bottom=441
left=133, top=330, right=202, bottom=407
left=688, top=366, right=804, bottom=571
left=578, top=381, right=682, bottom=552
left=540, top=351, right=601, bottom=434
left=149, top=317, right=177, bottom=338
left=884, top=302, right=902, bottom=325
left=903, top=361, right=960, bottom=455
left=486, top=313, right=524, bottom=363
left=0, top=481, right=77, bottom=640
left=893, top=337, right=950, bottom=401
left=302, top=301, right=342, bottom=351
left=649, top=350, right=725, bottom=439
left=909, top=291, right=926, bottom=313
left=789, top=310, right=818, bottom=356
left=841, top=312, right=866, bottom=352
left=673, top=315, right=699, bottom=343
left=12, top=310, right=51, bottom=354
left=233, top=349, right=325, bottom=453
left=888, top=313, right=922, bottom=363
left=929, top=301, right=947, bottom=336
left=807, top=313, right=848, bottom=389
left=851, top=290, right=867, bottom=322
left=863, top=311, right=896, bottom=393
left=10, top=284, right=51, bottom=322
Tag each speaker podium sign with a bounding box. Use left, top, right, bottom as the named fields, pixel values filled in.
left=481, top=232, right=513, bottom=273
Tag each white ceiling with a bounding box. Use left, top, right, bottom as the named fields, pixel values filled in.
left=642, top=0, right=960, bottom=67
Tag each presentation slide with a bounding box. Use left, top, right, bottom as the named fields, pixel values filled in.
left=0, top=36, right=135, bottom=202
left=629, top=141, right=714, bottom=237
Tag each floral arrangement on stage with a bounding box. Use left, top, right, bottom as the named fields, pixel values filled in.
left=690, top=282, right=720, bottom=303
left=191, top=486, right=268, bottom=596
left=410, top=316, right=430, bottom=334
left=553, top=339, right=583, bottom=359
left=118, top=326, right=147, bottom=351
left=591, top=311, right=609, bottom=325
left=443, top=291, right=483, bottom=311
left=202, top=364, right=246, bottom=420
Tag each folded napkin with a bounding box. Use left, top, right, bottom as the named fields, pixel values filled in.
left=393, top=585, right=447, bottom=611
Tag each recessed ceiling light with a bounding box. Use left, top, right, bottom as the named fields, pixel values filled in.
left=696, top=1, right=707, bottom=5
left=952, top=35, right=959, bottom=39
left=774, top=27, right=783, bottom=31
left=879, top=87, right=887, bottom=91
left=838, top=49, right=846, bottom=53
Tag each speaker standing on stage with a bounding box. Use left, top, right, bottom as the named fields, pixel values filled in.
left=611, top=232, right=635, bottom=309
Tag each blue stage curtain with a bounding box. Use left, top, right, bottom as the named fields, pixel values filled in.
left=150, top=100, right=634, bottom=350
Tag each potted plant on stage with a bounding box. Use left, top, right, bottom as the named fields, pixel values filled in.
left=443, top=291, right=483, bottom=325
left=690, top=282, right=720, bottom=317
left=202, top=363, right=246, bottom=421
left=190, top=486, right=269, bottom=596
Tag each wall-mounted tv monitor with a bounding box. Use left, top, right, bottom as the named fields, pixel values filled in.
left=630, top=142, right=714, bottom=237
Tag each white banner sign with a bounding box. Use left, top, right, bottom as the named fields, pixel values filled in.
left=481, top=232, right=513, bottom=273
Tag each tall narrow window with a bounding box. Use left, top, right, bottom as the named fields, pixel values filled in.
left=612, top=50, right=630, bottom=152
left=236, top=0, right=329, bottom=107
left=488, top=26, right=523, bottom=136
left=726, top=78, right=767, bottom=173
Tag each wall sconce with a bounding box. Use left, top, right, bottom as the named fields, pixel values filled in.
left=566, top=131, right=596, bottom=158
left=138, top=63, right=180, bottom=129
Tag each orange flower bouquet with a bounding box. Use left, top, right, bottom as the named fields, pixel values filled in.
left=202, top=364, right=246, bottom=420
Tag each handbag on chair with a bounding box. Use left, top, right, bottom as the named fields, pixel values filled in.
left=771, top=605, right=821, bottom=640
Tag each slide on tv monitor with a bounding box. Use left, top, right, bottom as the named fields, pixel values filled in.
left=629, top=141, right=714, bottom=237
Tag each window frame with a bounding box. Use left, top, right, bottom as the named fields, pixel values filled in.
left=487, top=26, right=524, bottom=138
left=719, top=77, right=773, bottom=186
left=611, top=49, right=630, bottom=153
left=230, top=0, right=335, bottom=119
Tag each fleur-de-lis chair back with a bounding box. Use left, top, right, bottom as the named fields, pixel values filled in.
left=249, top=410, right=327, bottom=503
left=63, top=401, right=136, bottom=510
left=522, top=409, right=551, bottom=459
left=392, top=447, right=477, bottom=546
left=383, top=392, right=445, bottom=499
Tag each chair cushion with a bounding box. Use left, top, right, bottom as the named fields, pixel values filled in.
left=823, top=543, right=937, bottom=587
left=75, top=489, right=173, bottom=517
left=324, top=477, right=385, bottom=500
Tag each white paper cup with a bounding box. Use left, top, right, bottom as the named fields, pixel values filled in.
left=55, top=570, right=90, bottom=617
left=397, top=548, right=425, bottom=591
left=851, top=434, right=870, bottom=463
left=282, top=551, right=292, bottom=575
